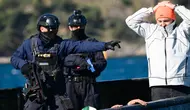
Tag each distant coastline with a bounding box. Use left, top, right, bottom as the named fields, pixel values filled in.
left=0, top=57, right=10, bottom=64
left=0, top=43, right=146, bottom=64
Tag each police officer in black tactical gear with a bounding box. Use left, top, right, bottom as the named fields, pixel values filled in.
left=63, top=10, right=107, bottom=110
left=10, top=13, right=121, bottom=110
left=11, top=13, right=66, bottom=110
left=12, top=13, right=69, bottom=110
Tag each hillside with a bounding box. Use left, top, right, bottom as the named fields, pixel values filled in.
left=0, top=0, right=188, bottom=58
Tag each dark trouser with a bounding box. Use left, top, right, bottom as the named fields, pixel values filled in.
left=24, top=95, right=66, bottom=110
left=65, top=78, right=100, bottom=110
left=150, top=85, right=190, bottom=101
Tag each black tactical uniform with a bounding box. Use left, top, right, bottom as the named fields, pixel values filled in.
left=11, top=12, right=121, bottom=110
left=11, top=14, right=70, bottom=110
left=63, top=10, right=107, bottom=110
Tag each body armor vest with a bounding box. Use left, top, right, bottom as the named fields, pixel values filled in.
left=23, top=35, right=64, bottom=102
left=28, top=36, right=61, bottom=96
left=31, top=36, right=60, bottom=77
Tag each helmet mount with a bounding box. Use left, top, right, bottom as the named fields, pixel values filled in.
left=68, top=10, right=87, bottom=27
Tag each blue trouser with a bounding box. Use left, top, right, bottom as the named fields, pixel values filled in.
left=65, top=78, right=100, bottom=110
left=24, top=95, right=66, bottom=110
left=151, top=85, right=190, bottom=101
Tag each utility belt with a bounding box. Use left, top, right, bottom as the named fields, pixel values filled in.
left=65, top=76, right=96, bottom=83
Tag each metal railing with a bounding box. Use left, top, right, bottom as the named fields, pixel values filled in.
left=102, top=95, right=190, bottom=110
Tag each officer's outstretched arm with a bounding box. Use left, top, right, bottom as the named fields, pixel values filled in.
left=59, top=40, right=121, bottom=55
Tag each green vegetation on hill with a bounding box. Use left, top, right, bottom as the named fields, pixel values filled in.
left=0, top=0, right=189, bottom=57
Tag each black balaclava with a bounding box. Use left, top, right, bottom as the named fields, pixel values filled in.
left=71, top=28, right=88, bottom=40
left=40, top=29, right=58, bottom=45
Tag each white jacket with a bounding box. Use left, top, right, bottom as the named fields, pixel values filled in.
left=125, top=5, right=190, bottom=87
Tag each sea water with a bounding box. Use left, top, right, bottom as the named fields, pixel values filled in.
left=0, top=56, right=148, bottom=89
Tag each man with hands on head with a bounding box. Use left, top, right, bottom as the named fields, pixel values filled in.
left=126, top=1, right=190, bottom=101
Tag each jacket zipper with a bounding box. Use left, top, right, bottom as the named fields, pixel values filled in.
left=185, top=57, right=188, bottom=77
left=164, top=28, right=168, bottom=85
left=148, top=58, right=151, bottom=76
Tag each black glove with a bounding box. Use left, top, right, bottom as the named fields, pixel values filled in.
left=21, top=63, right=32, bottom=78
left=105, top=41, right=121, bottom=50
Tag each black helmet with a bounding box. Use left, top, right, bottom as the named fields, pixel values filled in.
left=37, top=13, right=60, bottom=31
left=68, top=10, right=87, bottom=27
